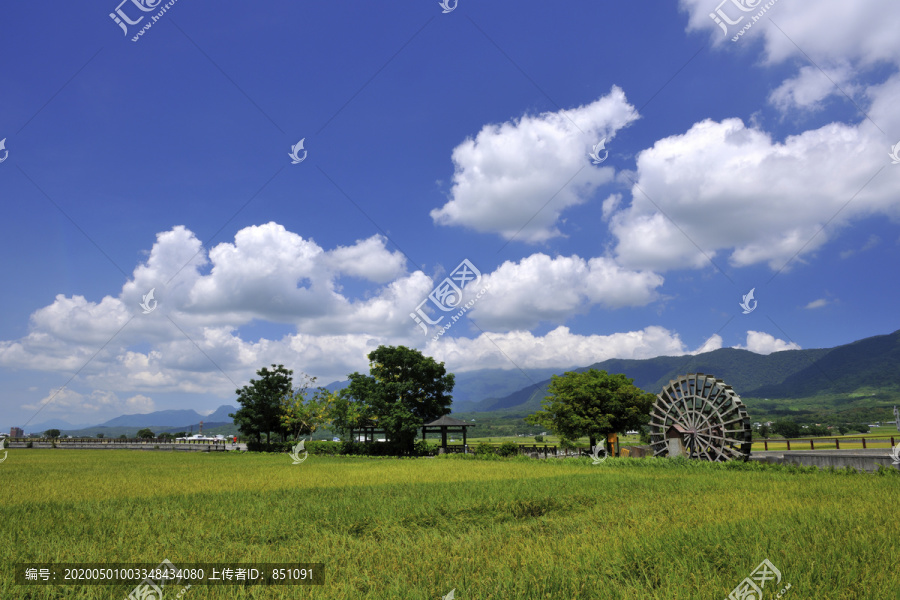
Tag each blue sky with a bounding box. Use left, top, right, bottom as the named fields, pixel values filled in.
left=1, top=0, right=899, bottom=431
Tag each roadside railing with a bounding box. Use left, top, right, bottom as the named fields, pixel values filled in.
left=4, top=437, right=229, bottom=451
left=755, top=436, right=897, bottom=451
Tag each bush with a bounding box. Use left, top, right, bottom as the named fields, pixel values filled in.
left=474, top=442, right=496, bottom=456
left=26, top=441, right=33, bottom=448
left=413, top=439, right=435, bottom=457
left=305, top=441, right=340, bottom=456
left=534, top=435, right=544, bottom=443
left=559, top=438, right=577, bottom=451
left=496, top=441, right=519, bottom=457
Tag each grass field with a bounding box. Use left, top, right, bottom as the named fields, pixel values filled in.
left=2, top=450, right=898, bottom=599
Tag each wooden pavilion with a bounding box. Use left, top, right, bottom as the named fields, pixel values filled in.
left=422, top=415, right=474, bottom=453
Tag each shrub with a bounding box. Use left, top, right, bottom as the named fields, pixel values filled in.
left=534, top=435, right=544, bottom=443
left=496, top=441, right=519, bottom=457
left=475, top=442, right=496, bottom=456
left=413, top=439, right=435, bottom=457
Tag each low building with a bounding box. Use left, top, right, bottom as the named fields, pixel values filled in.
left=10, top=427, right=24, bottom=438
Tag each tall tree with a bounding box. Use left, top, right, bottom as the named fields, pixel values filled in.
left=343, top=346, right=454, bottom=454
left=44, top=429, right=61, bottom=439
left=525, top=369, right=655, bottom=453
left=231, top=364, right=293, bottom=444
left=280, top=374, right=336, bottom=440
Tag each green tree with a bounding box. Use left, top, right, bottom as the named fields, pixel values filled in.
left=96, top=433, right=104, bottom=439
left=525, top=369, right=655, bottom=453
left=231, top=364, right=294, bottom=444
left=343, top=346, right=455, bottom=454
left=772, top=419, right=801, bottom=438
left=758, top=424, right=770, bottom=438
left=44, top=429, right=61, bottom=439
left=281, top=374, right=336, bottom=440
left=136, top=428, right=155, bottom=439
left=119, top=434, right=127, bottom=439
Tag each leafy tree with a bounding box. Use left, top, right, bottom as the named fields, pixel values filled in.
left=158, top=432, right=175, bottom=440
left=525, top=369, right=655, bottom=453
left=173, top=432, right=187, bottom=439
left=96, top=433, right=104, bottom=439
left=772, top=419, right=801, bottom=438
left=534, top=435, right=544, bottom=443
left=136, top=428, right=155, bottom=439
left=280, top=374, right=336, bottom=440
left=44, top=429, right=61, bottom=439
left=119, top=434, right=127, bottom=439
left=342, top=346, right=455, bottom=454
left=231, top=364, right=294, bottom=444
left=758, top=424, right=770, bottom=438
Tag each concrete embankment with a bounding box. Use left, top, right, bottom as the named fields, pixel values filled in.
left=751, top=448, right=898, bottom=472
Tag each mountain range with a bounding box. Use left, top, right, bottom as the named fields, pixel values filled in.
left=28, top=328, right=900, bottom=434
left=456, top=328, right=900, bottom=423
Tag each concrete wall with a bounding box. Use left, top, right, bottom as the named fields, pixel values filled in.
left=754, top=451, right=898, bottom=473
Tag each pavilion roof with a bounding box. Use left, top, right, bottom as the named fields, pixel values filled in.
left=423, top=415, right=471, bottom=427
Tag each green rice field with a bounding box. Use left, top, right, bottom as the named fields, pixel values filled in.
left=2, top=449, right=898, bottom=599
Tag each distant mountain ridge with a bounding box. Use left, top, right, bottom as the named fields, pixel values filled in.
left=98, top=405, right=237, bottom=428
left=465, top=329, right=900, bottom=417
left=29, top=329, right=900, bottom=435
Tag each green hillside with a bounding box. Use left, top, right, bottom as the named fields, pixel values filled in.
left=455, top=329, right=900, bottom=426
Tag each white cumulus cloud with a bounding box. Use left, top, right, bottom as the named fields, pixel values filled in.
left=430, top=87, right=639, bottom=242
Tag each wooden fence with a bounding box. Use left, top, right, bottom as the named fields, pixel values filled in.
left=4, top=437, right=229, bottom=452
left=756, top=436, right=897, bottom=451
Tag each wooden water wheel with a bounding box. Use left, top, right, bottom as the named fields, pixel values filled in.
left=649, top=373, right=752, bottom=461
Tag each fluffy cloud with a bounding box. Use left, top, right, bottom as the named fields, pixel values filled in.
left=608, top=116, right=900, bottom=271
left=1, top=223, right=668, bottom=405
left=629, top=1, right=898, bottom=274
left=804, top=299, right=828, bottom=310
left=733, top=330, right=801, bottom=354
left=430, top=87, right=638, bottom=242
left=466, top=253, right=663, bottom=331
left=768, top=63, right=858, bottom=113
left=681, top=0, right=900, bottom=69
left=427, top=326, right=699, bottom=371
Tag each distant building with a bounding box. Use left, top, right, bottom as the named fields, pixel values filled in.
left=10, top=427, right=24, bottom=438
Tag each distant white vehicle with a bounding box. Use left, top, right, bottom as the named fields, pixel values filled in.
left=626, top=430, right=639, bottom=435
left=332, top=437, right=340, bottom=442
